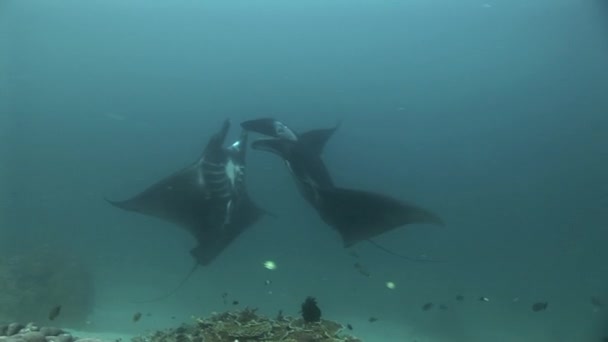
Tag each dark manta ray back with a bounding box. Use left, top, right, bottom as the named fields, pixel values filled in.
left=107, top=119, right=267, bottom=266
left=241, top=118, right=443, bottom=248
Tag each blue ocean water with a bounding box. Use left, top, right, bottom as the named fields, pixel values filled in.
left=1, top=0, right=607, bottom=341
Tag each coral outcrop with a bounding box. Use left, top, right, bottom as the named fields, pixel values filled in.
left=133, top=308, right=362, bottom=342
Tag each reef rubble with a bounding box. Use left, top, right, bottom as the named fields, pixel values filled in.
left=0, top=321, right=98, bottom=342
left=133, top=307, right=362, bottom=342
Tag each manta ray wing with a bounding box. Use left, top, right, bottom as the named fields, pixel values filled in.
left=105, top=163, right=215, bottom=234
left=316, top=187, right=444, bottom=247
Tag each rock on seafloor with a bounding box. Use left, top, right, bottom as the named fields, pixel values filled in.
left=0, top=320, right=121, bottom=342
left=0, top=322, right=102, bottom=342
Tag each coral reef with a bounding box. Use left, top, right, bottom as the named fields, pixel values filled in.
left=0, top=249, right=95, bottom=328
left=133, top=307, right=362, bottom=342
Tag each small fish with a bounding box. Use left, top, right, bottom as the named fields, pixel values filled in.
left=439, top=304, right=448, bottom=310
left=353, top=262, right=371, bottom=278
left=222, top=292, right=228, bottom=305
left=591, top=296, right=603, bottom=308
left=455, top=295, right=464, bottom=301
left=479, top=296, right=490, bottom=302
left=531, top=302, right=548, bottom=312
left=48, top=305, right=62, bottom=320
left=368, top=317, right=378, bottom=323
left=422, top=302, right=434, bottom=311
left=232, top=300, right=239, bottom=305
left=265, top=279, right=272, bottom=285
left=132, top=312, right=142, bottom=322
left=347, top=323, right=353, bottom=330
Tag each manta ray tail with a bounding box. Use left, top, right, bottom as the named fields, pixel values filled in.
left=365, top=239, right=444, bottom=263
left=131, top=262, right=199, bottom=303
left=317, top=187, right=444, bottom=248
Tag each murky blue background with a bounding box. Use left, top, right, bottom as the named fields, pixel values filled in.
left=1, top=0, right=607, bottom=340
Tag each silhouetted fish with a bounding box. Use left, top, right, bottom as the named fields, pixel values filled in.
left=422, top=302, right=434, bottom=311
left=353, top=262, right=371, bottom=277
left=48, top=305, right=61, bottom=320
left=591, top=296, right=603, bottom=308
left=532, top=302, right=548, bottom=312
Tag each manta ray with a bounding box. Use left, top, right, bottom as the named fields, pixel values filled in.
left=241, top=118, right=444, bottom=249
left=107, top=119, right=267, bottom=267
